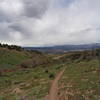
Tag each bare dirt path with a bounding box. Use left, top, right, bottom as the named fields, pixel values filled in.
left=53, top=55, right=66, bottom=60
left=46, top=68, right=65, bottom=100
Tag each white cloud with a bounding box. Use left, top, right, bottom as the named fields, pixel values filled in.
left=0, top=0, right=100, bottom=46
left=0, top=0, right=23, bottom=17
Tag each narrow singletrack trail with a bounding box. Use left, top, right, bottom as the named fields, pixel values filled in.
left=46, top=68, right=65, bottom=100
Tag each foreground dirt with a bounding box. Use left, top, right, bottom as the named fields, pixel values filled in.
left=45, top=69, right=65, bottom=100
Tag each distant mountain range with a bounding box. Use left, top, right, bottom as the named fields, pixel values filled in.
left=24, top=43, right=100, bottom=54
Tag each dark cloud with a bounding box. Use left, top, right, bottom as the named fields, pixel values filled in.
left=9, top=22, right=32, bottom=39
left=22, top=0, right=49, bottom=18
left=0, top=9, right=14, bottom=23
left=0, top=22, right=11, bottom=40
left=0, top=10, right=9, bottom=22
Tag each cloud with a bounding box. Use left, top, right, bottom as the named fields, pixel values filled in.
left=22, top=0, right=49, bottom=18
left=0, top=0, right=100, bottom=46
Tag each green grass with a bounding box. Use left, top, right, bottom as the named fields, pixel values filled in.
left=59, top=59, right=100, bottom=100
left=0, top=63, right=64, bottom=100
left=0, top=48, right=100, bottom=100
left=0, top=49, right=30, bottom=70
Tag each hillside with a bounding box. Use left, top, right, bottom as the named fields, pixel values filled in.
left=0, top=48, right=29, bottom=70
left=0, top=44, right=51, bottom=74
left=0, top=44, right=100, bottom=100
left=58, top=59, right=100, bottom=100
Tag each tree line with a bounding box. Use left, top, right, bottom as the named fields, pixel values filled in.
left=0, top=43, right=23, bottom=51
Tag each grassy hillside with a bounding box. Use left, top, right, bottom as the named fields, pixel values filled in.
left=59, top=59, right=100, bottom=100
left=0, top=45, right=56, bottom=100
left=0, top=48, right=30, bottom=70
left=0, top=47, right=51, bottom=71
left=0, top=63, right=63, bottom=100
left=49, top=50, right=100, bottom=100
left=58, top=49, right=100, bottom=62
left=0, top=44, right=100, bottom=100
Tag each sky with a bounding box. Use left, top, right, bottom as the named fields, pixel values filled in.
left=0, top=0, right=100, bottom=46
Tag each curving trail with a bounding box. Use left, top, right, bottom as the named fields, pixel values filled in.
left=46, top=68, right=65, bottom=100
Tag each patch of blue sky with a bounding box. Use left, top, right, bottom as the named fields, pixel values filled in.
left=57, top=0, right=75, bottom=8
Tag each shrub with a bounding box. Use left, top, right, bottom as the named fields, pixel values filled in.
left=49, top=73, right=55, bottom=79
left=45, top=69, right=49, bottom=73
left=0, top=70, right=2, bottom=76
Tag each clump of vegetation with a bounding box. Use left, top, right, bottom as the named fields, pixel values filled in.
left=0, top=43, right=23, bottom=51
left=59, top=49, right=100, bottom=63
left=45, top=69, right=49, bottom=73
left=0, top=70, right=2, bottom=76
left=20, top=55, right=50, bottom=68
left=49, top=73, right=55, bottom=79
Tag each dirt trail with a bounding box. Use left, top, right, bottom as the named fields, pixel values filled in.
left=46, top=69, right=65, bottom=100
left=53, top=55, right=66, bottom=60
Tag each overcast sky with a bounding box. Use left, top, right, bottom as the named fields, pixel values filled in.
left=0, top=0, right=100, bottom=46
